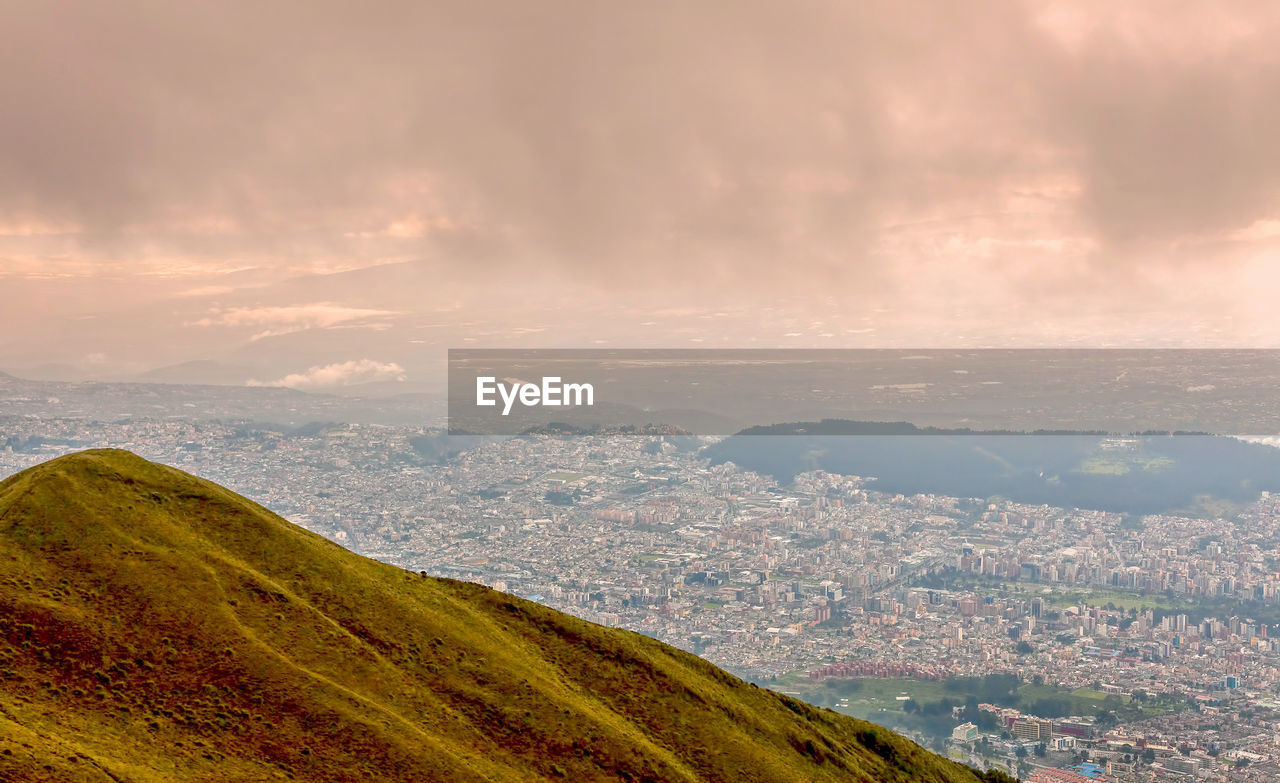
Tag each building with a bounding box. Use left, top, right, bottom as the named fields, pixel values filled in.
left=1027, top=769, right=1095, bottom=783
left=1012, top=718, right=1052, bottom=741
left=951, top=722, right=979, bottom=743
left=1105, top=760, right=1132, bottom=776
left=1049, top=736, right=1076, bottom=751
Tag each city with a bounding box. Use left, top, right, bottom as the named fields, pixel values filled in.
left=6, top=2, right=1279, bottom=779
left=7, top=414, right=1280, bottom=781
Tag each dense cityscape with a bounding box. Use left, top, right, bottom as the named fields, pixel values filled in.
left=7, top=410, right=1280, bottom=782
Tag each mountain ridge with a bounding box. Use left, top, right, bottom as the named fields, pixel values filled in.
left=0, top=450, right=1006, bottom=782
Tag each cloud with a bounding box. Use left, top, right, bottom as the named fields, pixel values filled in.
left=190, top=303, right=399, bottom=340
left=1, top=1, right=1277, bottom=290
left=174, top=285, right=237, bottom=298
left=248, top=359, right=406, bottom=389
left=4, top=1, right=1280, bottom=363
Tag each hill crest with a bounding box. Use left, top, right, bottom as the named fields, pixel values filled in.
left=0, top=450, right=1004, bottom=782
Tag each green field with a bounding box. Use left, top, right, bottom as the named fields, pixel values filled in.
left=933, top=577, right=1184, bottom=613
left=780, top=675, right=1186, bottom=746
left=1026, top=586, right=1179, bottom=612
left=1079, top=455, right=1174, bottom=476
left=1017, top=684, right=1131, bottom=712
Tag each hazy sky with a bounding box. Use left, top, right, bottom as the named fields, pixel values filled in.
left=3, top=1, right=1280, bottom=385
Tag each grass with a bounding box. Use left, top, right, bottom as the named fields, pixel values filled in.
left=945, top=578, right=1184, bottom=612
left=1067, top=688, right=1119, bottom=702
left=1079, top=455, right=1173, bottom=476
left=789, top=677, right=1184, bottom=738
left=1029, top=587, right=1179, bottom=612
left=0, top=450, right=997, bottom=783
left=822, top=678, right=951, bottom=713
left=793, top=678, right=952, bottom=721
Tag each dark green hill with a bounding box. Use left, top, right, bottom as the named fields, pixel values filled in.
left=703, top=421, right=1280, bottom=514
left=0, top=450, right=1002, bottom=782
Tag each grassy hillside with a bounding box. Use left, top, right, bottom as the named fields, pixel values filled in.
left=0, top=450, right=1004, bottom=782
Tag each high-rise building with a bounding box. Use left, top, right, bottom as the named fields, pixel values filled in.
left=951, top=722, right=978, bottom=743
left=1012, top=718, right=1043, bottom=740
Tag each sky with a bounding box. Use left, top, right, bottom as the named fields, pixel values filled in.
left=3, top=1, right=1280, bottom=388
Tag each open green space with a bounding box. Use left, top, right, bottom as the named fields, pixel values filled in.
left=780, top=674, right=1188, bottom=749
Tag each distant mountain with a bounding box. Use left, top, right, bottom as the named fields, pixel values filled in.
left=134, top=359, right=256, bottom=386
left=0, top=376, right=445, bottom=427
left=0, top=451, right=1003, bottom=782
left=321, top=379, right=433, bottom=397
left=704, top=420, right=1280, bottom=515
left=6, top=362, right=89, bottom=382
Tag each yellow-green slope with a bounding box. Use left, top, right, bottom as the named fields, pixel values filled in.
left=0, top=450, right=1002, bottom=782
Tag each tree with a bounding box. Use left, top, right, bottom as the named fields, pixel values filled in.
left=975, top=709, right=999, bottom=731
left=1142, top=748, right=1156, bottom=764
left=1016, top=641, right=1034, bottom=655
left=544, top=489, right=575, bottom=506
left=903, top=699, right=919, bottom=714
